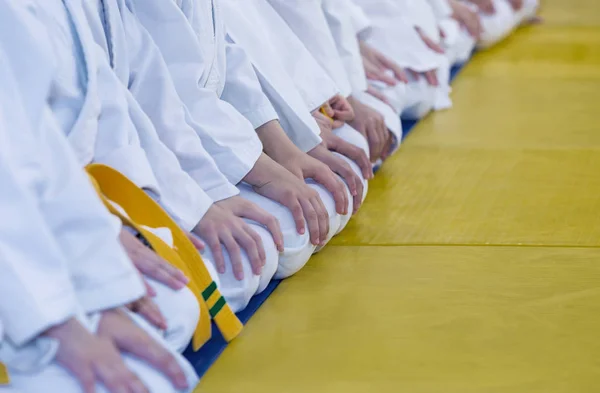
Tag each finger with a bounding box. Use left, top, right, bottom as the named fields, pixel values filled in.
left=378, top=120, right=389, bottom=159
left=367, top=86, right=393, bottom=109
left=369, top=57, right=388, bottom=72
left=146, top=263, right=188, bottom=291
left=380, top=56, right=409, bottom=83
left=71, top=364, right=96, bottom=393
left=120, top=337, right=188, bottom=391
left=381, top=133, right=394, bottom=161
left=247, top=226, right=267, bottom=270
left=332, top=119, right=345, bottom=129
left=463, top=20, right=477, bottom=38
left=310, top=194, right=330, bottom=244
left=407, top=68, right=420, bottom=81
left=240, top=208, right=284, bottom=252
left=322, top=102, right=335, bottom=117
left=329, top=156, right=358, bottom=198
left=476, top=17, right=484, bottom=39
left=130, top=380, right=150, bottom=393
left=463, top=14, right=482, bottom=39
left=367, top=121, right=383, bottom=162
left=375, top=119, right=387, bottom=161
left=311, top=169, right=348, bottom=215
left=340, top=163, right=364, bottom=214
left=331, top=159, right=360, bottom=212
left=313, top=110, right=331, bottom=124
left=143, top=279, right=157, bottom=298
left=439, top=27, right=447, bottom=39
left=186, top=233, right=205, bottom=252
left=353, top=175, right=364, bottom=213
left=298, top=197, right=320, bottom=245
left=332, top=139, right=373, bottom=180
left=285, top=197, right=306, bottom=236
left=137, top=299, right=167, bottom=330
left=206, top=234, right=226, bottom=275
left=96, top=359, right=145, bottom=393
left=159, top=262, right=189, bottom=288
left=416, top=28, right=445, bottom=54
left=236, top=225, right=265, bottom=275
left=366, top=69, right=398, bottom=86
left=512, top=0, right=524, bottom=10
left=333, top=109, right=354, bottom=122
left=483, top=1, right=496, bottom=13
left=424, top=70, right=439, bottom=87
left=221, top=232, right=244, bottom=281
left=135, top=249, right=188, bottom=290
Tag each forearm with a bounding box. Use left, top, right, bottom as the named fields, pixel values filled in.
left=256, top=120, right=305, bottom=164
left=242, top=153, right=291, bottom=188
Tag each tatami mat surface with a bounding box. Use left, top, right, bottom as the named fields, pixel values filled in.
left=196, top=1, right=600, bottom=391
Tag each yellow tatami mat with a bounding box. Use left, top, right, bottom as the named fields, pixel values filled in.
left=197, top=1, right=600, bottom=392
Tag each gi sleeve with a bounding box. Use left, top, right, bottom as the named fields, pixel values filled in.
left=128, top=0, right=263, bottom=186
left=0, top=52, right=79, bottom=345
left=322, top=0, right=369, bottom=94
left=267, top=0, right=353, bottom=97
left=35, top=109, right=147, bottom=314
left=117, top=4, right=240, bottom=202
left=221, top=40, right=279, bottom=129
left=0, top=163, right=79, bottom=346
left=348, top=0, right=373, bottom=40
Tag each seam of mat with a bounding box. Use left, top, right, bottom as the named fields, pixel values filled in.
left=325, top=243, right=600, bottom=249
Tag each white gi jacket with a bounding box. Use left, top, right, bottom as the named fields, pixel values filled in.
left=81, top=0, right=242, bottom=202
left=220, top=0, right=341, bottom=152
left=0, top=1, right=145, bottom=353
left=321, top=0, right=370, bottom=94
left=267, top=0, right=402, bottom=142
left=351, top=0, right=447, bottom=72
left=352, top=0, right=453, bottom=111
left=129, top=0, right=274, bottom=184
left=29, top=0, right=211, bottom=231
left=268, top=0, right=355, bottom=97
left=427, top=0, right=476, bottom=65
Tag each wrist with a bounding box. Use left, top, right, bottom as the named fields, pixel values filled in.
left=43, top=317, right=82, bottom=339
left=256, top=120, right=303, bottom=162
left=242, top=154, right=273, bottom=188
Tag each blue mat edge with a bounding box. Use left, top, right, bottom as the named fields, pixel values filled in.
left=184, top=61, right=468, bottom=379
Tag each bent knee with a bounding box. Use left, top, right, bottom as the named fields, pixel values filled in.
left=198, top=241, right=260, bottom=313
left=245, top=222, right=278, bottom=294
left=402, top=79, right=435, bottom=120
left=332, top=152, right=368, bottom=204
left=334, top=124, right=370, bottom=158
left=238, top=184, right=309, bottom=247
left=237, top=184, right=315, bottom=280
left=478, top=0, right=515, bottom=48
left=306, top=180, right=341, bottom=245
left=147, top=280, right=200, bottom=353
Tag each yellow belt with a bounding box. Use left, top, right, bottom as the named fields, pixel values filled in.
left=320, top=105, right=335, bottom=122
left=0, top=364, right=9, bottom=384
left=86, top=164, right=243, bottom=350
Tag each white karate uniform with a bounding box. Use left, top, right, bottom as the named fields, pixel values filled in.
left=13, top=0, right=203, bottom=344
left=427, top=0, right=476, bottom=65
left=472, top=0, right=539, bottom=49
left=220, top=0, right=332, bottom=152
left=267, top=0, right=403, bottom=147
left=80, top=0, right=279, bottom=311
left=350, top=0, right=452, bottom=119
left=219, top=0, right=367, bottom=229
left=128, top=0, right=345, bottom=278
left=0, top=11, right=198, bottom=390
